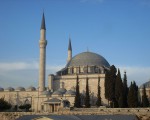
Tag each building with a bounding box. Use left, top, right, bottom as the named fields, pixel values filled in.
left=139, top=81, right=150, bottom=102
left=0, top=13, right=111, bottom=112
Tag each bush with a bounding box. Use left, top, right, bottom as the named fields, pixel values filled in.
left=0, top=98, right=12, bottom=111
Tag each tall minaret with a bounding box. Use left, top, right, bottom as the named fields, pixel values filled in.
left=67, top=37, right=72, bottom=63
left=39, top=13, right=47, bottom=92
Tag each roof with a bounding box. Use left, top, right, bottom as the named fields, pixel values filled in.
left=26, top=86, right=36, bottom=91
left=66, top=52, right=110, bottom=67
left=41, top=13, right=46, bottom=30
left=44, top=98, right=61, bottom=103
left=15, top=87, right=25, bottom=91
left=65, top=90, right=76, bottom=95
left=0, top=87, right=4, bottom=91
left=5, top=87, right=14, bottom=91
left=68, top=38, right=72, bottom=51
left=57, top=88, right=67, bottom=94
left=41, top=90, right=51, bottom=95
left=140, top=81, right=150, bottom=89
left=52, top=91, right=63, bottom=95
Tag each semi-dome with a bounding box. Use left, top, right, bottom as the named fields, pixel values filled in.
left=5, top=87, right=14, bottom=91
left=26, top=86, right=36, bottom=91
left=0, top=87, right=4, bottom=91
left=15, top=87, right=25, bottom=91
left=52, top=91, right=63, bottom=95
left=65, top=90, right=76, bottom=95
left=41, top=90, right=52, bottom=96
left=66, top=52, right=110, bottom=67
left=57, top=88, right=67, bottom=94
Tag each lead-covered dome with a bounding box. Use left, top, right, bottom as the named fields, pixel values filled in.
left=66, top=52, right=110, bottom=67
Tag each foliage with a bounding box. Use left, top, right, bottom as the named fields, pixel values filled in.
left=115, top=69, right=124, bottom=107
left=105, top=65, right=117, bottom=106
left=0, top=97, right=11, bottom=111
left=96, top=77, right=101, bottom=107
left=74, top=75, right=81, bottom=108
left=142, top=85, right=149, bottom=107
left=127, top=81, right=139, bottom=108
left=123, top=71, right=128, bottom=108
left=19, top=104, right=31, bottom=111
left=85, top=77, right=91, bottom=108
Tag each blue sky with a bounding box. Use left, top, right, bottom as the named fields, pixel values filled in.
left=0, top=0, right=150, bottom=88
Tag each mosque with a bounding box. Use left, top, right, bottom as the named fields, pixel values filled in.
left=0, top=13, right=149, bottom=112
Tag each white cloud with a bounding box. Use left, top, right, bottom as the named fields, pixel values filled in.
left=0, top=61, right=39, bottom=71
left=0, top=61, right=64, bottom=88
left=117, top=65, right=150, bottom=86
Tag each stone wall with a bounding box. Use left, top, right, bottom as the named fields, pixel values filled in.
left=0, top=108, right=150, bottom=120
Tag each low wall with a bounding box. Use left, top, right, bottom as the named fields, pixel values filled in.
left=0, top=108, right=150, bottom=120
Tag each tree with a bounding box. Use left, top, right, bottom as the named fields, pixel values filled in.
left=96, top=77, right=101, bottom=107
left=115, top=69, right=124, bottom=107
left=128, top=81, right=139, bottom=108
left=142, top=85, right=149, bottom=107
left=74, top=75, right=81, bottom=108
left=19, top=104, right=31, bottom=112
left=123, top=71, right=128, bottom=107
left=85, top=77, right=90, bottom=108
left=105, top=65, right=117, bottom=107
left=0, top=97, right=12, bottom=111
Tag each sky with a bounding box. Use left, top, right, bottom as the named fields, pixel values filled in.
left=0, top=0, right=150, bottom=88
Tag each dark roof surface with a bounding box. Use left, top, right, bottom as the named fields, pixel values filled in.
left=66, top=52, right=110, bottom=67
left=140, top=81, right=150, bottom=89
left=68, top=38, right=72, bottom=51
left=41, top=13, right=46, bottom=30
left=44, top=98, right=61, bottom=103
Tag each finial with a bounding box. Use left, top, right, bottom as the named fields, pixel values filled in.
left=124, top=70, right=126, bottom=74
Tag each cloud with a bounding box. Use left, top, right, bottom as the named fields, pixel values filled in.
left=80, top=0, right=104, bottom=3
left=117, top=65, right=150, bottom=86
left=0, top=61, right=64, bottom=88
left=0, top=61, right=39, bottom=71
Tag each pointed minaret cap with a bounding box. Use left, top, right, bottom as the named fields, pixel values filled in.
left=41, top=12, right=46, bottom=30
left=68, top=37, right=72, bottom=51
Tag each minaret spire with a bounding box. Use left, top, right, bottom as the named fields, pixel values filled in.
left=68, top=37, right=72, bottom=51
left=41, top=12, right=46, bottom=30
left=39, top=13, right=47, bottom=92
left=67, top=36, right=72, bottom=63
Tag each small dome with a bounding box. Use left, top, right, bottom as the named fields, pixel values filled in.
left=15, top=87, right=25, bottom=91
left=41, top=90, right=52, bottom=95
left=26, top=86, right=36, bottom=91
left=66, top=52, right=110, bottom=67
left=65, top=90, right=76, bottom=95
left=140, top=81, right=150, bottom=89
left=0, top=87, right=4, bottom=91
left=5, top=87, right=14, bottom=91
left=58, top=88, right=67, bottom=94
left=52, top=91, right=63, bottom=95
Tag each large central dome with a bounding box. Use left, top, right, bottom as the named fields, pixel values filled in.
left=66, top=52, right=110, bottom=67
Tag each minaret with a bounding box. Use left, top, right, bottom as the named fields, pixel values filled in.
left=67, top=37, right=72, bottom=63
left=39, top=13, right=47, bottom=92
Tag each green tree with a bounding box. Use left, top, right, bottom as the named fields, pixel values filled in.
left=74, top=75, right=81, bottom=108
left=142, top=85, right=149, bottom=107
left=123, top=71, right=128, bottom=107
left=96, top=77, right=101, bottom=107
left=115, top=69, right=123, bottom=107
left=0, top=98, right=12, bottom=111
left=19, top=104, right=31, bottom=112
left=128, top=81, right=139, bottom=108
left=105, top=65, right=117, bottom=107
left=85, top=77, right=90, bottom=108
